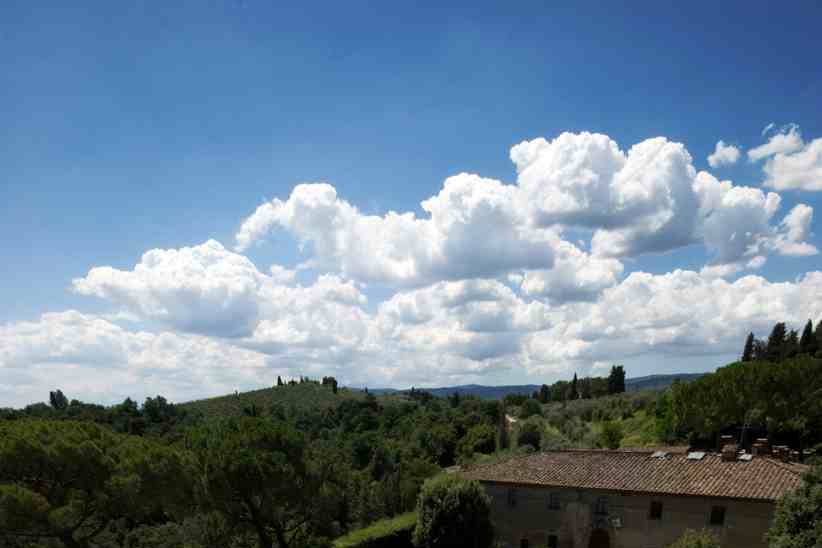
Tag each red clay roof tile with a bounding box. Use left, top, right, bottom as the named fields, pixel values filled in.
left=462, top=449, right=808, bottom=501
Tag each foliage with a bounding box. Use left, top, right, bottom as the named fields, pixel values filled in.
left=0, top=420, right=191, bottom=548
left=333, top=512, right=416, bottom=548
left=608, top=365, right=626, bottom=395
left=669, top=356, right=822, bottom=452
left=189, top=417, right=322, bottom=548
left=518, top=398, right=542, bottom=419
left=516, top=418, right=542, bottom=450
left=600, top=420, right=624, bottom=449
left=767, top=466, right=822, bottom=548
left=457, top=424, right=497, bottom=461
left=667, top=529, right=721, bottom=548
left=412, top=475, right=493, bottom=548
left=180, top=382, right=363, bottom=419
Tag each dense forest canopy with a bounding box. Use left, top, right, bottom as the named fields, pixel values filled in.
left=1, top=321, right=821, bottom=547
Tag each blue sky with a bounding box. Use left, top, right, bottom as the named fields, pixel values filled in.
left=2, top=2, right=821, bottom=406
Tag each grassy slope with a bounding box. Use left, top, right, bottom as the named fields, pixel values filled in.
left=178, top=383, right=366, bottom=418
left=333, top=512, right=417, bottom=548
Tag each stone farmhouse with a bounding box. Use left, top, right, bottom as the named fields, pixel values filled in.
left=462, top=447, right=807, bottom=548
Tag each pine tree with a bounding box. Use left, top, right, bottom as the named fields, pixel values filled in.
left=799, top=319, right=817, bottom=356
left=569, top=373, right=579, bottom=400
left=49, top=389, right=68, bottom=411
left=766, top=322, right=787, bottom=362
left=276, top=375, right=283, bottom=387
left=741, top=332, right=755, bottom=362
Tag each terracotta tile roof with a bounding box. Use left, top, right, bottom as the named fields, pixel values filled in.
left=462, top=449, right=809, bottom=502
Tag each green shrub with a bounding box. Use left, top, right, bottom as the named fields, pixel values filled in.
left=412, top=475, right=493, bottom=548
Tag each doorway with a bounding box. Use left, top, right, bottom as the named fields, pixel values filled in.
left=588, top=528, right=610, bottom=548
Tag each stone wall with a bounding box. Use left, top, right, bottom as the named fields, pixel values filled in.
left=481, top=482, right=775, bottom=548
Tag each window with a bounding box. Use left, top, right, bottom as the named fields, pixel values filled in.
left=547, top=534, right=558, bottom=548
left=507, top=487, right=517, bottom=507
left=520, top=539, right=529, bottom=548
left=595, top=496, right=608, bottom=515
left=710, top=506, right=726, bottom=526
left=649, top=501, right=663, bottom=520
left=548, top=492, right=560, bottom=510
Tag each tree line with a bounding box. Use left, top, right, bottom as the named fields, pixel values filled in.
left=0, top=379, right=513, bottom=548
left=741, top=319, right=822, bottom=363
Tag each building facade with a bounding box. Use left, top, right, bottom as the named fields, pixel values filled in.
left=463, top=449, right=807, bottom=548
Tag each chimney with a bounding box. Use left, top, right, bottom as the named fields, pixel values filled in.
left=752, top=438, right=770, bottom=456
left=718, top=434, right=734, bottom=453
left=772, top=445, right=791, bottom=462
left=722, top=443, right=738, bottom=462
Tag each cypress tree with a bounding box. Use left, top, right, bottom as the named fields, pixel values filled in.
left=799, top=320, right=817, bottom=356
left=569, top=373, right=579, bottom=400
left=608, top=365, right=626, bottom=394
left=741, top=332, right=755, bottom=362
left=766, top=322, right=787, bottom=362
left=581, top=377, right=592, bottom=399
left=276, top=375, right=283, bottom=387
left=538, top=384, right=550, bottom=403
left=785, top=330, right=799, bottom=359
left=815, top=319, right=822, bottom=356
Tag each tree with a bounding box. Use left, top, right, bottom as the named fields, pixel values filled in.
left=49, top=389, right=69, bottom=411
left=600, top=421, right=624, bottom=450
left=516, top=418, right=542, bottom=450
left=741, top=332, right=755, bottom=362
left=767, top=466, right=822, bottom=548
left=753, top=338, right=769, bottom=361
left=321, top=376, right=338, bottom=394
left=767, top=322, right=787, bottom=362
left=0, top=420, right=190, bottom=548
left=785, top=330, right=800, bottom=359
left=277, top=375, right=284, bottom=387
left=190, top=417, right=318, bottom=548
left=518, top=398, right=542, bottom=419
left=538, top=384, right=550, bottom=403
left=799, top=320, right=818, bottom=356
left=412, top=475, right=494, bottom=548
left=457, top=424, right=497, bottom=460
left=667, top=529, right=721, bottom=548
left=608, top=365, right=626, bottom=394
left=569, top=373, right=579, bottom=400
left=580, top=377, right=592, bottom=399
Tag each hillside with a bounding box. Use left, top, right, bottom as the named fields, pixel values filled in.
left=625, top=373, right=705, bottom=392
left=368, top=374, right=705, bottom=400
left=178, top=382, right=366, bottom=418
left=368, top=384, right=540, bottom=400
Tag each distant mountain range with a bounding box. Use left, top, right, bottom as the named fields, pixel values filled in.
left=366, top=373, right=706, bottom=400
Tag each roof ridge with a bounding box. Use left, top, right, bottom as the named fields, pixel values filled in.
left=759, top=456, right=811, bottom=476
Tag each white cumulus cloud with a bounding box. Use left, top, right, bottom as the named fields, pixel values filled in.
left=73, top=240, right=267, bottom=337
left=707, top=140, right=741, bottom=168
left=235, top=175, right=557, bottom=286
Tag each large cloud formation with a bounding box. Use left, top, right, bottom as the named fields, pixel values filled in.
left=239, top=132, right=816, bottom=278
left=3, top=130, right=821, bottom=407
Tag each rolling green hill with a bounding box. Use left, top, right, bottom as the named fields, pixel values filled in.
left=178, top=382, right=367, bottom=418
